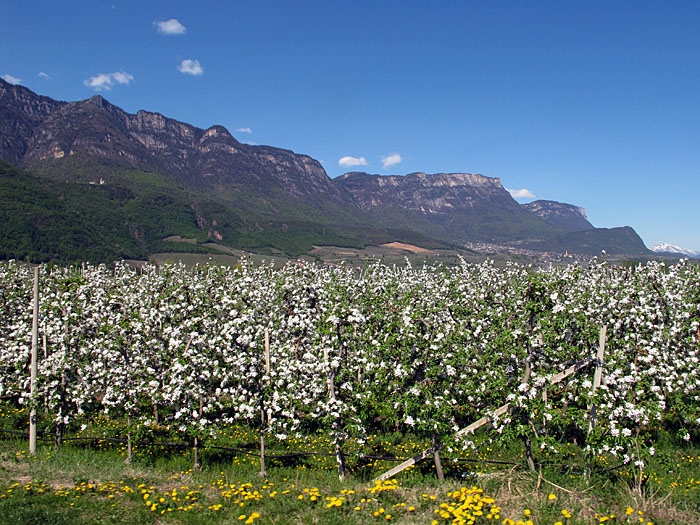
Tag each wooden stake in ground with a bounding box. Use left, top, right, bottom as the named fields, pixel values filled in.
left=42, top=323, right=47, bottom=359
left=585, top=325, right=606, bottom=479
left=432, top=434, right=444, bottom=481
left=259, top=329, right=270, bottom=477
left=265, top=330, right=271, bottom=425
left=29, top=267, right=40, bottom=455
left=193, top=396, right=203, bottom=470
left=126, top=415, right=132, bottom=464
left=541, top=387, right=548, bottom=430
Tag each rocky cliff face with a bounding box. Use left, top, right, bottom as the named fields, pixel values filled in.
left=336, top=171, right=568, bottom=244
left=522, top=200, right=593, bottom=231
left=0, top=79, right=65, bottom=163
left=338, top=171, right=515, bottom=215
left=1, top=79, right=345, bottom=203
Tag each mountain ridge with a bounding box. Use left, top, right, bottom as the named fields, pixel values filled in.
left=11, top=86, right=347, bottom=204
left=0, top=78, right=650, bottom=262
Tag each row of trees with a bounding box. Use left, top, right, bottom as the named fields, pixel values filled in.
left=1, top=258, right=698, bottom=476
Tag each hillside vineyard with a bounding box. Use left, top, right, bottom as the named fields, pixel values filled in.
left=1, top=258, right=698, bottom=471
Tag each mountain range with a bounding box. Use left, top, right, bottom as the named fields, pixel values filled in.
left=650, top=243, right=700, bottom=258
left=0, top=78, right=649, bottom=263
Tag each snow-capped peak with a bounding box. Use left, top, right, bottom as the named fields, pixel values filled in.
left=651, top=243, right=700, bottom=257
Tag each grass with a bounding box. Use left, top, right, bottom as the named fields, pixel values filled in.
left=0, top=416, right=699, bottom=524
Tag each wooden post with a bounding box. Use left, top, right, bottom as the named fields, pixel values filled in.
left=258, top=423, right=266, bottom=476
left=542, top=388, right=548, bottom=430
left=194, top=396, right=203, bottom=470
left=259, top=329, right=269, bottom=477
left=193, top=436, right=200, bottom=470
left=42, top=323, right=47, bottom=359
left=265, top=329, right=271, bottom=424
left=334, top=436, right=348, bottom=480
left=29, top=267, right=39, bottom=455
left=538, top=329, right=546, bottom=429
left=126, top=415, right=132, bottom=464
left=432, top=435, right=444, bottom=481
left=588, top=326, right=606, bottom=435
left=41, top=322, right=48, bottom=410
left=585, top=326, right=606, bottom=479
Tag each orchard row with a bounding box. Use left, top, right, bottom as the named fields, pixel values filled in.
left=0, top=257, right=698, bottom=473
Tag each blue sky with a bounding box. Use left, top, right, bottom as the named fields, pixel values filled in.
left=2, top=1, right=700, bottom=251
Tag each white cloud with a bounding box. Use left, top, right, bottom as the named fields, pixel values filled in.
left=338, top=156, right=368, bottom=168
left=111, top=71, right=133, bottom=84
left=83, top=71, right=134, bottom=91
left=38, top=72, right=51, bottom=79
left=235, top=127, right=252, bottom=134
left=178, top=59, right=203, bottom=76
left=2, top=74, right=21, bottom=85
left=155, top=18, right=186, bottom=35
left=507, top=188, right=536, bottom=199
left=381, top=153, right=402, bottom=169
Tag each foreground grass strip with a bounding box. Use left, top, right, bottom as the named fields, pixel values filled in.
left=2, top=437, right=700, bottom=524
